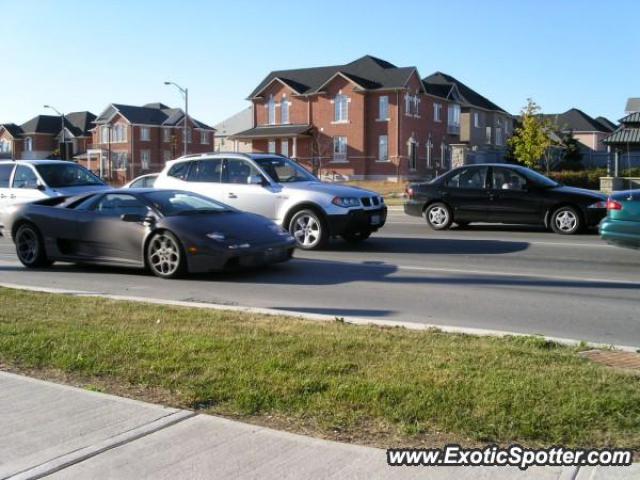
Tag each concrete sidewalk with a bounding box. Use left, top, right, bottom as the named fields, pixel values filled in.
left=0, top=372, right=636, bottom=479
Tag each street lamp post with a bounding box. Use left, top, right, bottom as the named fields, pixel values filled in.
left=164, top=81, right=189, bottom=156
left=44, top=105, right=66, bottom=159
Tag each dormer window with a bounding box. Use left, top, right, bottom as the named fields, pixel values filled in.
left=267, top=95, right=276, bottom=125
left=334, top=94, right=349, bottom=122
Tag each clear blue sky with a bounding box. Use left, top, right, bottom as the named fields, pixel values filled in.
left=1, top=0, right=638, bottom=126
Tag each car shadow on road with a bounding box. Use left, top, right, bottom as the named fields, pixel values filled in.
left=324, top=237, right=530, bottom=255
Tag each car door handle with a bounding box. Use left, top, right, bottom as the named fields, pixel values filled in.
left=227, top=193, right=237, bottom=199
left=9, top=194, right=16, bottom=199
left=0, top=194, right=5, bottom=199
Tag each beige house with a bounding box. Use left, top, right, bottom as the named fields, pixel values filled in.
left=542, top=109, right=616, bottom=152
left=213, top=107, right=253, bottom=153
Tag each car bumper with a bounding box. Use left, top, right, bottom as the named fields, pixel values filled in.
left=403, top=200, right=423, bottom=217
left=186, top=239, right=296, bottom=273
left=600, top=218, right=640, bottom=249
left=325, top=207, right=387, bottom=235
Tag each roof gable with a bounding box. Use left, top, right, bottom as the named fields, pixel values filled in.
left=20, top=115, right=62, bottom=135
left=422, top=71, right=507, bottom=113
left=93, top=103, right=214, bottom=130
left=543, top=109, right=608, bottom=133
left=0, top=123, right=23, bottom=138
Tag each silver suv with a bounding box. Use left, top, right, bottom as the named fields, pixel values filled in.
left=154, top=153, right=387, bottom=249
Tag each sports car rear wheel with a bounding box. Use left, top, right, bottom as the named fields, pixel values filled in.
left=15, top=224, right=52, bottom=268
left=147, top=231, right=186, bottom=279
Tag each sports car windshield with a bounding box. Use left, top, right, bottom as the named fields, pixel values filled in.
left=254, top=157, right=316, bottom=183
left=35, top=164, right=105, bottom=188
left=143, top=191, right=231, bottom=216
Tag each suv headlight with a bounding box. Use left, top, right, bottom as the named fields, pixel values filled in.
left=588, top=201, right=607, bottom=209
left=332, top=196, right=361, bottom=208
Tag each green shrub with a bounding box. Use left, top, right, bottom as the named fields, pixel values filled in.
left=548, top=168, right=640, bottom=190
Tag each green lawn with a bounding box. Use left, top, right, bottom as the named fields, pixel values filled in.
left=1, top=287, right=639, bottom=451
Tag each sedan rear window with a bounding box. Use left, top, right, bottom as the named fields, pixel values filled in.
left=446, top=167, right=488, bottom=189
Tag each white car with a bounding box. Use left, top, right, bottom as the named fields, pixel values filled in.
left=154, top=153, right=387, bottom=249
left=123, top=173, right=159, bottom=189
left=0, top=160, right=109, bottom=231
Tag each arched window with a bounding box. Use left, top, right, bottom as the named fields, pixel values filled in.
left=267, top=95, right=276, bottom=125
left=24, top=137, right=33, bottom=151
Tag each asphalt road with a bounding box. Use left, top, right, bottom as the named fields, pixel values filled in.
left=2, top=210, right=640, bottom=347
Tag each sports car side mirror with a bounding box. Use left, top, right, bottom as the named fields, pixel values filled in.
left=120, top=213, right=145, bottom=223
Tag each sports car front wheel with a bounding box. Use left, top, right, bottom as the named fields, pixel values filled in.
left=15, top=224, right=52, bottom=268
left=146, top=231, right=186, bottom=279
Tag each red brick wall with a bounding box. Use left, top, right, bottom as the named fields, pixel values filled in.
left=254, top=81, right=307, bottom=126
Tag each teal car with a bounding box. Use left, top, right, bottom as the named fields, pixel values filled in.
left=600, top=190, right=640, bottom=250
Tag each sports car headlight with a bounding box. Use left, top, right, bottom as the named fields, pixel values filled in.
left=206, top=232, right=226, bottom=241
left=332, top=196, right=361, bottom=208
left=588, top=201, right=607, bottom=209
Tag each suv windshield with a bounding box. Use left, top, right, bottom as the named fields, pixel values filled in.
left=35, top=163, right=105, bottom=188
left=519, top=168, right=559, bottom=188
left=143, top=190, right=231, bottom=216
left=253, top=157, right=316, bottom=183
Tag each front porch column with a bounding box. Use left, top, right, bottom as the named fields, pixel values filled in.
left=292, top=137, right=298, bottom=159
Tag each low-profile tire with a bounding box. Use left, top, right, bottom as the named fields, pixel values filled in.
left=550, top=206, right=582, bottom=235
left=14, top=223, right=52, bottom=268
left=341, top=231, right=372, bottom=244
left=146, top=231, right=186, bottom=279
left=288, top=209, right=328, bottom=250
left=425, top=202, right=453, bottom=230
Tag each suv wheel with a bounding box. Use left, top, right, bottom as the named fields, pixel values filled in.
left=289, top=209, right=328, bottom=250
left=425, top=203, right=453, bottom=230
left=550, top=206, right=582, bottom=235
left=15, top=224, right=52, bottom=268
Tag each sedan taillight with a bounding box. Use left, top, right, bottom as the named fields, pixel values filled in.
left=607, top=199, right=623, bottom=211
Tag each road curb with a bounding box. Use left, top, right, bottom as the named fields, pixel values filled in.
left=2, top=282, right=637, bottom=353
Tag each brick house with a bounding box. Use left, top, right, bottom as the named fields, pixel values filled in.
left=422, top=72, right=514, bottom=165
left=0, top=112, right=95, bottom=161
left=86, top=103, right=215, bottom=183
left=233, top=55, right=461, bottom=181
left=233, top=55, right=513, bottom=180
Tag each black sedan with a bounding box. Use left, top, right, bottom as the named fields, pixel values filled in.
left=404, top=164, right=608, bottom=234
left=3, top=189, right=296, bottom=278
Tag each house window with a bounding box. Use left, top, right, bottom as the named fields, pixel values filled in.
left=187, top=128, right=192, bottom=143
left=140, top=150, right=151, bottom=170
left=378, top=135, right=388, bottom=161
left=113, top=124, right=127, bottom=143
left=163, top=150, right=172, bottom=162
left=24, top=137, right=32, bottom=151
left=163, top=128, right=171, bottom=143
left=447, top=104, right=461, bottom=134
left=409, top=141, right=418, bottom=170
left=0, top=138, right=12, bottom=153
left=140, top=127, right=150, bottom=141
left=267, top=95, right=276, bottom=125
left=114, top=152, right=128, bottom=170
left=405, top=94, right=420, bottom=116
left=333, top=136, right=347, bottom=161
left=426, top=138, right=433, bottom=168
left=434, top=103, right=442, bottom=122
left=334, top=94, right=348, bottom=122
left=378, top=96, right=389, bottom=120
left=268, top=140, right=276, bottom=154
left=485, top=126, right=492, bottom=144
left=281, top=139, right=289, bottom=157
left=473, top=112, right=481, bottom=128
left=101, top=126, right=110, bottom=143
left=495, top=119, right=503, bottom=146
left=281, top=98, right=290, bottom=124
left=200, top=131, right=209, bottom=144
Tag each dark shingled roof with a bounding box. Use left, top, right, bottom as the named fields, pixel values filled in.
left=94, top=103, right=215, bottom=130
left=231, top=124, right=312, bottom=139
left=594, top=116, right=617, bottom=132
left=64, top=111, right=97, bottom=136
left=542, top=109, right=610, bottom=133
left=0, top=123, right=23, bottom=137
left=249, top=55, right=418, bottom=98
left=422, top=72, right=507, bottom=113
left=603, top=128, right=640, bottom=145
left=20, top=115, right=63, bottom=135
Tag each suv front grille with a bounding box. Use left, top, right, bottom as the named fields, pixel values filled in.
left=372, top=197, right=380, bottom=206
left=361, top=197, right=371, bottom=207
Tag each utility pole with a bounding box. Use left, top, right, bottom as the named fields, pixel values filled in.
left=164, top=81, right=189, bottom=155
left=44, top=105, right=65, bottom=159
